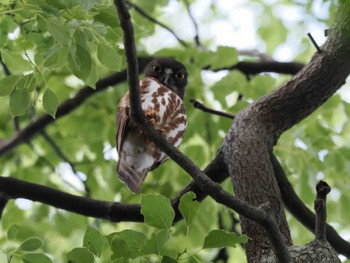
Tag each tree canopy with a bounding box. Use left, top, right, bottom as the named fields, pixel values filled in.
left=0, top=0, right=349, bottom=262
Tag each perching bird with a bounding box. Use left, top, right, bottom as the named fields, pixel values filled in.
left=116, top=58, right=188, bottom=192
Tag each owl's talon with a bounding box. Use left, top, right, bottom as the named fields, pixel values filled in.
left=149, top=118, right=156, bottom=127
left=145, top=110, right=157, bottom=119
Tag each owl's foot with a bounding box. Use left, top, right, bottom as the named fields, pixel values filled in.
left=145, top=110, right=158, bottom=127
left=156, top=128, right=166, bottom=136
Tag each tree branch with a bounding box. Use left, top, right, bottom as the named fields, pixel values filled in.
left=126, top=1, right=188, bottom=48
left=213, top=61, right=304, bottom=75
left=114, top=1, right=291, bottom=262
left=189, top=99, right=350, bottom=258
left=0, top=176, right=142, bottom=222
left=183, top=0, right=201, bottom=47
left=189, top=98, right=235, bottom=119
left=271, top=155, right=350, bottom=258
left=314, top=181, right=330, bottom=241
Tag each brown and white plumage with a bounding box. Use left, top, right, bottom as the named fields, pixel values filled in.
left=116, top=58, right=188, bottom=192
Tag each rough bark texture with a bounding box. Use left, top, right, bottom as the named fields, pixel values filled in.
left=223, top=4, right=350, bottom=262
left=261, top=240, right=340, bottom=263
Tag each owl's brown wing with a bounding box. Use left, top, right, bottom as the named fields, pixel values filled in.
left=116, top=93, right=130, bottom=154
left=116, top=78, right=187, bottom=192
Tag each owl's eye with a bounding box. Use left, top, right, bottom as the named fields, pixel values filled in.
left=152, top=65, right=161, bottom=72
left=175, top=73, right=185, bottom=80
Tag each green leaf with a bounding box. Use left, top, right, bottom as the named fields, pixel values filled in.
left=97, top=42, right=121, bottom=70
left=203, top=230, right=248, bottom=249
left=214, top=46, right=238, bottom=68
left=0, top=75, right=20, bottom=96
left=93, top=7, right=119, bottom=27
left=17, top=74, right=37, bottom=91
left=9, top=88, right=30, bottom=116
left=107, top=230, right=147, bottom=258
left=179, top=192, right=199, bottom=226
left=46, top=17, right=70, bottom=46
left=162, top=256, right=178, bottom=263
left=79, top=0, right=97, bottom=10
left=1, top=50, right=32, bottom=73
left=84, top=63, right=98, bottom=89
left=42, top=89, right=58, bottom=118
left=7, top=224, right=20, bottom=240
left=66, top=247, right=94, bottom=263
left=142, top=229, right=170, bottom=255
left=111, top=237, right=130, bottom=259
left=67, top=44, right=92, bottom=81
left=43, top=48, right=68, bottom=69
left=23, top=253, right=53, bottom=263
left=83, top=226, right=104, bottom=257
left=141, top=194, right=175, bottom=230
left=18, top=237, right=44, bottom=251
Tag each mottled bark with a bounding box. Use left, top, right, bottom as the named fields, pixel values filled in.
left=223, top=4, right=350, bottom=262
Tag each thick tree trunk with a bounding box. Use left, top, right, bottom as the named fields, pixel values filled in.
left=222, top=4, right=350, bottom=262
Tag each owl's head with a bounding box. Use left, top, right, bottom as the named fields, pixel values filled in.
left=144, top=58, right=188, bottom=99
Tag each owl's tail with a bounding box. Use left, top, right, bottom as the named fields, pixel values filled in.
left=117, top=157, right=148, bottom=193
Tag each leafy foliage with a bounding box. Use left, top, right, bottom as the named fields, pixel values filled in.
left=0, top=0, right=346, bottom=262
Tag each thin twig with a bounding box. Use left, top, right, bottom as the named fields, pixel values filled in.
left=0, top=53, right=11, bottom=76
left=114, top=1, right=291, bottom=261
left=183, top=0, right=201, bottom=47
left=126, top=1, right=188, bottom=48
left=40, top=131, right=91, bottom=196
left=0, top=193, right=9, bottom=220
left=307, top=32, right=322, bottom=53
left=190, top=98, right=235, bottom=120
left=239, top=49, right=274, bottom=62
left=314, top=180, right=330, bottom=241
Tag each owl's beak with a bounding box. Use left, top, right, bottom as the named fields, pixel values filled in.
left=163, top=68, right=173, bottom=86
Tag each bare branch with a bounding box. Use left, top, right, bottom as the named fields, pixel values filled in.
left=40, top=131, right=91, bottom=196
left=0, top=176, right=142, bottom=222
left=212, top=61, right=304, bottom=75
left=126, top=1, right=188, bottom=48
left=183, top=0, right=201, bottom=47
left=238, top=49, right=274, bottom=62
left=314, top=181, right=330, bottom=241
left=114, top=1, right=291, bottom=261
left=190, top=98, right=235, bottom=120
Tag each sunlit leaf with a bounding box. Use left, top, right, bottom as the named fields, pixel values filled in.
left=111, top=236, right=130, bottom=259
left=141, top=195, right=175, bottom=230
left=141, top=229, right=170, bottom=255
left=97, top=41, right=121, bottom=70
left=46, top=17, right=70, bottom=46
left=1, top=50, right=32, bottom=73
left=203, top=230, right=248, bottom=249
left=83, top=226, right=104, bottom=257
left=42, top=88, right=58, bottom=118
left=0, top=75, right=20, bottom=96
left=179, top=191, right=199, bottom=226
left=18, top=237, right=44, bottom=251
left=67, top=44, right=92, bottom=81
left=7, top=224, right=20, bottom=241
left=10, top=88, right=30, bottom=116
left=66, top=247, right=94, bottom=263
left=23, top=253, right=53, bottom=263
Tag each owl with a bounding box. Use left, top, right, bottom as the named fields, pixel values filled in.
left=116, top=58, right=188, bottom=192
